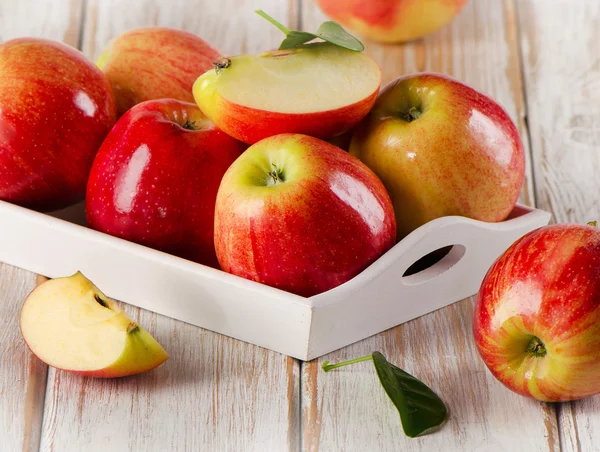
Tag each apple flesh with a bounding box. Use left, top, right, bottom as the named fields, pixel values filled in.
left=193, top=43, right=381, bottom=144
left=0, top=38, right=117, bottom=211
left=314, top=0, right=468, bottom=43
left=97, top=27, right=221, bottom=116
left=473, top=223, right=600, bottom=402
left=20, top=272, right=168, bottom=378
left=214, top=133, right=396, bottom=297
left=86, top=99, right=246, bottom=268
left=350, top=73, right=525, bottom=241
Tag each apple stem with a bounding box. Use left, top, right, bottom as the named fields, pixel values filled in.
left=526, top=336, right=547, bottom=357
left=588, top=221, right=597, bottom=227
left=407, top=107, right=422, bottom=121
left=321, top=354, right=374, bottom=372
left=212, top=57, right=231, bottom=74
left=266, top=164, right=284, bottom=186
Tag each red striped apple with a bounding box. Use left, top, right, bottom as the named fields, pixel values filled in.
left=97, top=27, right=221, bottom=116
left=214, top=133, right=396, bottom=297
left=20, top=272, right=168, bottom=378
left=350, top=73, right=525, bottom=241
left=473, top=223, right=600, bottom=402
left=86, top=99, right=246, bottom=268
left=193, top=43, right=381, bottom=144
left=314, top=0, right=468, bottom=43
left=0, top=38, right=116, bottom=211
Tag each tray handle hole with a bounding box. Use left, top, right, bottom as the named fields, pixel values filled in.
left=402, top=244, right=466, bottom=285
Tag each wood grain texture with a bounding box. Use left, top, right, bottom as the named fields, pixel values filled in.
left=38, top=1, right=301, bottom=451
left=0, top=2, right=82, bottom=451
left=518, top=1, right=600, bottom=451
left=0, top=265, right=39, bottom=452
left=300, top=0, right=558, bottom=450
left=40, top=306, right=300, bottom=452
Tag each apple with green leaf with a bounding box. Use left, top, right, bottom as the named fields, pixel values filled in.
left=350, top=72, right=525, bottom=241
left=97, top=27, right=221, bottom=116
left=473, top=223, right=600, bottom=402
left=86, top=99, right=246, bottom=268
left=20, top=272, right=168, bottom=378
left=193, top=11, right=381, bottom=144
left=313, top=0, right=468, bottom=43
left=214, top=133, right=396, bottom=297
left=0, top=38, right=116, bottom=211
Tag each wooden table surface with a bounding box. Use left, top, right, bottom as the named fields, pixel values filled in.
left=1, top=0, right=599, bottom=451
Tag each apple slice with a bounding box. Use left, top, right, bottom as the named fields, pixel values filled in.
left=20, top=272, right=168, bottom=378
left=193, top=42, right=381, bottom=144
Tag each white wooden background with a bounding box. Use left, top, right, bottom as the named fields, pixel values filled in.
left=0, top=0, right=598, bottom=451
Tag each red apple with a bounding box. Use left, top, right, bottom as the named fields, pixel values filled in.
left=214, top=133, right=396, bottom=297
left=193, top=43, right=381, bottom=144
left=97, top=27, right=221, bottom=116
left=86, top=99, right=246, bottom=268
left=473, top=223, right=600, bottom=402
left=0, top=38, right=117, bottom=211
left=350, top=73, right=525, bottom=241
left=313, top=0, right=468, bottom=43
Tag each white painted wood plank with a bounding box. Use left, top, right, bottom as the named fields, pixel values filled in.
left=0, top=2, right=82, bottom=451
left=0, top=0, right=82, bottom=45
left=301, top=1, right=558, bottom=450
left=518, top=1, right=600, bottom=451
left=39, top=1, right=301, bottom=451
left=0, top=267, right=40, bottom=452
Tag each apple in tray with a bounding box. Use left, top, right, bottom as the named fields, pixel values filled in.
left=350, top=73, right=526, bottom=241
left=0, top=38, right=116, bottom=211
left=473, top=223, right=600, bottom=402
left=98, top=27, right=221, bottom=116
left=193, top=42, right=381, bottom=144
left=20, top=272, right=167, bottom=377
left=313, top=0, right=468, bottom=43
left=214, top=133, right=397, bottom=297
left=86, top=99, right=246, bottom=268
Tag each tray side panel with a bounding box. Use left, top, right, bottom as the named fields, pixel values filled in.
left=0, top=201, right=313, bottom=360
left=305, top=209, right=551, bottom=360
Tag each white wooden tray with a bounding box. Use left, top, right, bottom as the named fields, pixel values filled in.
left=0, top=200, right=550, bottom=360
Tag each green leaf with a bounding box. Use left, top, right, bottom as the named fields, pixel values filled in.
left=371, top=352, right=447, bottom=437
left=315, top=21, right=364, bottom=52
left=255, top=9, right=364, bottom=52
left=279, top=31, right=317, bottom=50
left=321, top=352, right=448, bottom=438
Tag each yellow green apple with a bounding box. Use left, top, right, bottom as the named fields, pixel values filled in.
left=193, top=42, right=381, bottom=144
left=313, top=0, right=468, bottom=43
left=350, top=73, right=525, bottom=241
left=20, top=272, right=168, bottom=378
left=97, top=27, right=221, bottom=116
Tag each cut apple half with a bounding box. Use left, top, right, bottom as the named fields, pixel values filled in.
left=19, top=272, right=168, bottom=378
left=193, top=42, right=381, bottom=144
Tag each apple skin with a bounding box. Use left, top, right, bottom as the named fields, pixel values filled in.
left=86, top=99, right=246, bottom=268
left=194, top=83, right=378, bottom=145
left=97, top=27, right=221, bottom=116
left=0, top=38, right=117, bottom=211
left=214, top=133, right=396, bottom=297
left=313, top=0, right=468, bottom=43
left=350, top=73, right=525, bottom=241
left=192, top=45, right=381, bottom=145
left=20, top=272, right=168, bottom=378
left=473, top=223, right=600, bottom=402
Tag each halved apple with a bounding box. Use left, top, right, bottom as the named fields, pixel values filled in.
left=192, top=42, right=381, bottom=144
left=20, top=272, right=168, bottom=378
